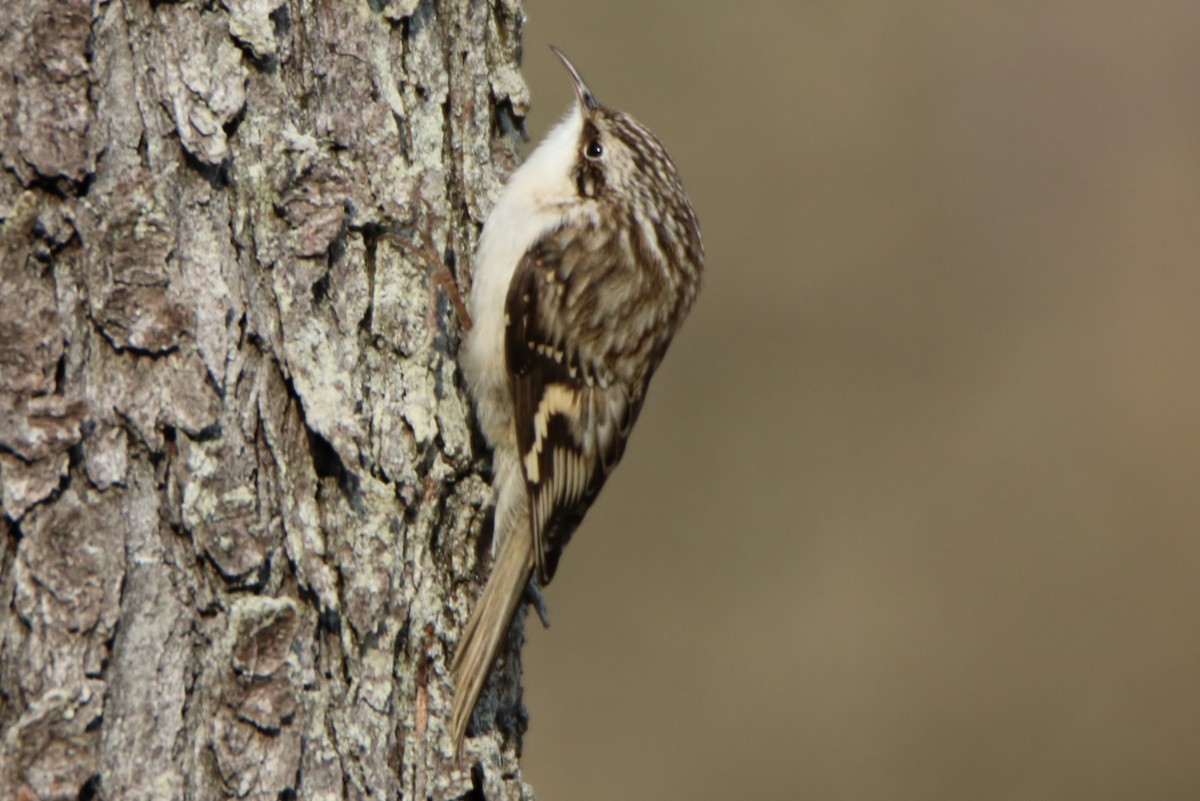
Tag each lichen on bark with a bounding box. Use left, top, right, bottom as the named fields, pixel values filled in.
left=0, top=0, right=533, bottom=798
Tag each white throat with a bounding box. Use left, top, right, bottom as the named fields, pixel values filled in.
left=463, top=105, right=584, bottom=406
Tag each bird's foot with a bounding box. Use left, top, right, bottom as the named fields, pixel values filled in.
left=524, top=579, right=551, bottom=628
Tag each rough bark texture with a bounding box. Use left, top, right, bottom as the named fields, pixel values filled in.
left=0, top=1, right=533, bottom=798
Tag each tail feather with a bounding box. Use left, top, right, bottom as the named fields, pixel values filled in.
left=450, top=527, right=534, bottom=752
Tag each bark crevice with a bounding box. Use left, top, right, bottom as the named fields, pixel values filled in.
left=1, top=0, right=533, bottom=798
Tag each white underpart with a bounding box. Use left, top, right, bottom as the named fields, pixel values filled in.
left=461, top=104, right=584, bottom=549
left=463, top=106, right=581, bottom=440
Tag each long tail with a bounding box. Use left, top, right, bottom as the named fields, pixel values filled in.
left=450, top=525, right=534, bottom=752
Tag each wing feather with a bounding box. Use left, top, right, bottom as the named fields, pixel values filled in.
left=505, top=239, right=650, bottom=585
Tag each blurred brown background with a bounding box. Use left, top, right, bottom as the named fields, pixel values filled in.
left=514, top=2, right=1200, bottom=799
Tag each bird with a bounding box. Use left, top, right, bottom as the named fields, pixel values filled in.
left=451, top=46, right=704, bottom=752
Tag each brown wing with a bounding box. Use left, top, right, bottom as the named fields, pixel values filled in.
left=505, top=242, right=649, bottom=586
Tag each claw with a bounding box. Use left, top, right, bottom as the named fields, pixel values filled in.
left=524, top=578, right=551, bottom=628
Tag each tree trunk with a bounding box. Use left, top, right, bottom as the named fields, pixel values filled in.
left=0, top=0, right=532, bottom=798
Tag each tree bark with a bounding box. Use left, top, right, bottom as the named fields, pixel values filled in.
left=0, top=1, right=532, bottom=798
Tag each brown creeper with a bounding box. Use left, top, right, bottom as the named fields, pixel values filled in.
left=451, top=47, right=703, bottom=751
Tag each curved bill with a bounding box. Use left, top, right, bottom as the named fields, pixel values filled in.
left=549, top=45, right=599, bottom=110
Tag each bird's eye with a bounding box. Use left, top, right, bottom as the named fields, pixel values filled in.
left=585, top=140, right=603, bottom=160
